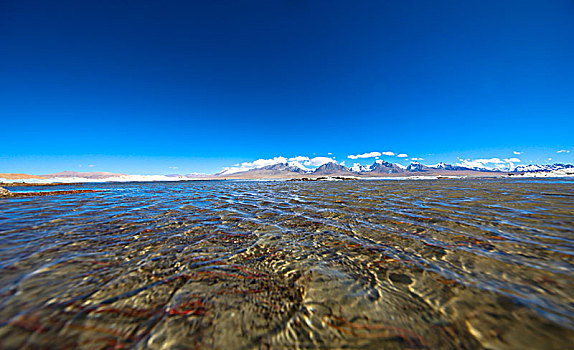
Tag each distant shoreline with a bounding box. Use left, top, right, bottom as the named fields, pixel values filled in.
left=2, top=173, right=568, bottom=187
left=3, top=166, right=574, bottom=186
left=3, top=161, right=573, bottom=185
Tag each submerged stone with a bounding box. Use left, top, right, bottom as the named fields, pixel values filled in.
left=0, top=187, right=12, bottom=197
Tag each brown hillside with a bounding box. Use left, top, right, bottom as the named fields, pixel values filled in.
left=0, top=173, right=45, bottom=180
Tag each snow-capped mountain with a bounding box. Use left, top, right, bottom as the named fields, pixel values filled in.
left=406, top=162, right=434, bottom=172
left=511, top=163, right=574, bottom=172
left=4, top=160, right=574, bottom=183
left=213, top=160, right=574, bottom=178
left=217, top=160, right=574, bottom=178
left=432, top=162, right=473, bottom=171
left=259, top=163, right=308, bottom=173
left=215, top=162, right=309, bottom=177
left=369, top=160, right=406, bottom=174
left=313, top=162, right=353, bottom=175
left=350, top=163, right=370, bottom=172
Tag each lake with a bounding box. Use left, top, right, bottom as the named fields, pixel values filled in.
left=0, top=178, right=573, bottom=349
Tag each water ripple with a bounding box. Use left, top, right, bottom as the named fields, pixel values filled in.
left=0, top=178, right=573, bottom=349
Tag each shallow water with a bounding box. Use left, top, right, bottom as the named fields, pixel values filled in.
left=0, top=178, right=573, bottom=349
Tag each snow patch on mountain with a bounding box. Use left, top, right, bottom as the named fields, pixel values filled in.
left=512, top=163, right=574, bottom=172
left=510, top=167, right=574, bottom=177
left=351, top=163, right=370, bottom=172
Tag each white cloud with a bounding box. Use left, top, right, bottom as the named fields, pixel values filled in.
left=557, top=150, right=570, bottom=153
left=348, top=151, right=381, bottom=159
left=513, top=151, right=522, bottom=155
left=503, top=158, right=521, bottom=169
left=88, top=164, right=95, bottom=168
left=339, top=161, right=345, bottom=166
left=219, top=156, right=288, bottom=175
left=328, top=152, right=332, bottom=155
left=289, top=156, right=309, bottom=162
left=484, top=158, right=504, bottom=163
left=304, top=156, right=337, bottom=167
left=411, top=158, right=424, bottom=161
left=168, top=166, right=179, bottom=170
left=249, top=157, right=288, bottom=168
left=347, top=150, right=402, bottom=158
left=456, top=157, right=520, bottom=170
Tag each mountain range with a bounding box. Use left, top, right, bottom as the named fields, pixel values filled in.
left=1, top=161, right=573, bottom=182
left=216, top=161, right=574, bottom=179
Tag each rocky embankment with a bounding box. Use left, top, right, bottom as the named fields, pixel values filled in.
left=0, top=186, right=100, bottom=198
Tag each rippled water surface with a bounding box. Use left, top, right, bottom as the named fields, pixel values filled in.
left=1, top=179, right=573, bottom=349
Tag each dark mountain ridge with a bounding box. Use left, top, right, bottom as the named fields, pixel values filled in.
left=313, top=162, right=354, bottom=175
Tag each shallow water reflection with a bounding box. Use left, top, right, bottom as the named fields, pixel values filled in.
left=0, top=178, right=573, bottom=349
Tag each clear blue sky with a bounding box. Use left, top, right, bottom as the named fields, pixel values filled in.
left=1, top=0, right=573, bottom=174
